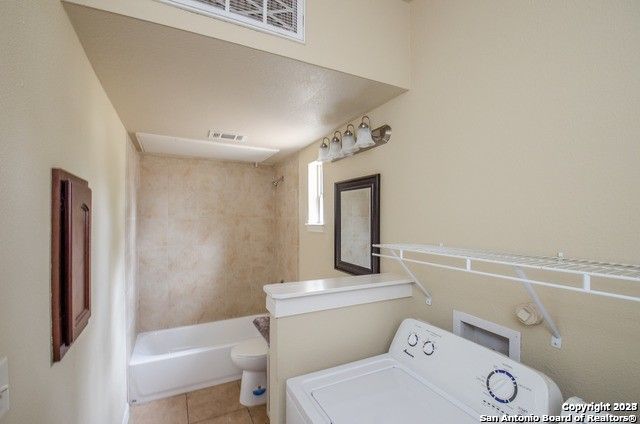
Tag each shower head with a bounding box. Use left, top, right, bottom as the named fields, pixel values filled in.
left=272, top=176, right=284, bottom=187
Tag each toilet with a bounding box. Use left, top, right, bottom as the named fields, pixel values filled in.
left=231, top=337, right=269, bottom=406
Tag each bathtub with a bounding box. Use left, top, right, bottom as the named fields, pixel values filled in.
left=129, top=314, right=267, bottom=404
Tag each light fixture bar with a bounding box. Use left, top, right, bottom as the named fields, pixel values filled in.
left=330, top=124, right=392, bottom=162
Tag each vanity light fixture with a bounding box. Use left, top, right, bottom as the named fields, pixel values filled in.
left=317, top=137, right=330, bottom=162
left=314, top=116, right=392, bottom=163
left=354, top=116, right=375, bottom=149
left=328, top=131, right=343, bottom=160
left=341, top=124, right=358, bottom=156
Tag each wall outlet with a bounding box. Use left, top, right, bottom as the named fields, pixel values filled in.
left=0, top=357, right=9, bottom=418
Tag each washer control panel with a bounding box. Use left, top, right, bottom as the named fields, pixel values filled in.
left=389, top=319, right=562, bottom=417
left=402, top=330, right=439, bottom=359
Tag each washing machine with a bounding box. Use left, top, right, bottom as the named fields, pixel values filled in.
left=286, top=318, right=562, bottom=423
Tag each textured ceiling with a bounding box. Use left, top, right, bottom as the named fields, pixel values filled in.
left=64, top=3, right=406, bottom=162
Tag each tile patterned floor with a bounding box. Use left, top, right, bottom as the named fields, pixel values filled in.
left=131, top=381, right=269, bottom=424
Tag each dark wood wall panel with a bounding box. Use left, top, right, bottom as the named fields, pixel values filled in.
left=51, top=169, right=92, bottom=362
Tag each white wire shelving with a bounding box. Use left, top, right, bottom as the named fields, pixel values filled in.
left=373, top=243, right=640, bottom=349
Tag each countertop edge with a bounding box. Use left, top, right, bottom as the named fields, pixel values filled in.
left=263, top=273, right=413, bottom=300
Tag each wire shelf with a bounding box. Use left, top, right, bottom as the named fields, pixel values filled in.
left=374, top=243, right=640, bottom=348
left=375, top=243, right=640, bottom=283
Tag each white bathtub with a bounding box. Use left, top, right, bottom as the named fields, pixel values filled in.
left=129, top=314, right=267, bottom=404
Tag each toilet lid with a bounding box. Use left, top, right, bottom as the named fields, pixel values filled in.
left=232, top=337, right=268, bottom=358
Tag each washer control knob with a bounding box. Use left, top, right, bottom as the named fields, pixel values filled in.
left=407, top=333, right=419, bottom=347
left=423, top=340, right=435, bottom=356
left=486, top=370, right=518, bottom=404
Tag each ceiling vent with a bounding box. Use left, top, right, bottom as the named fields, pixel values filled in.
left=157, top=0, right=305, bottom=42
left=208, top=130, right=247, bottom=143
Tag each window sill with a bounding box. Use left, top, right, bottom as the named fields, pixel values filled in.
left=305, top=223, right=324, bottom=233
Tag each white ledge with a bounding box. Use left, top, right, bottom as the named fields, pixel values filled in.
left=263, top=273, right=413, bottom=318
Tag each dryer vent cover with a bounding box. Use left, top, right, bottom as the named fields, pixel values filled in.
left=157, top=0, right=305, bottom=42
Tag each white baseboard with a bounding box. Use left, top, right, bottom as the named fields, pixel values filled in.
left=121, top=403, right=130, bottom=424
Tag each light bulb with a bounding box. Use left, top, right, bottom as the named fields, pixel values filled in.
left=328, top=131, right=343, bottom=160
left=341, top=124, right=358, bottom=155
left=354, top=116, right=375, bottom=149
left=317, top=137, right=330, bottom=162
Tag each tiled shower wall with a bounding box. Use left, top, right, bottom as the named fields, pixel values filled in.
left=274, top=155, right=299, bottom=282
left=137, top=154, right=298, bottom=332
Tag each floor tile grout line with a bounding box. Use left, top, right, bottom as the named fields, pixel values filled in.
left=184, top=393, right=190, bottom=424
left=188, top=407, right=252, bottom=424
left=189, top=408, right=246, bottom=423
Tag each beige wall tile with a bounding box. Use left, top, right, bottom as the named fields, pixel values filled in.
left=138, top=217, right=168, bottom=250
left=137, top=154, right=299, bottom=331
left=273, top=156, right=299, bottom=283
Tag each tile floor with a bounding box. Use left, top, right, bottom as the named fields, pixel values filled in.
left=131, top=381, right=269, bottom=424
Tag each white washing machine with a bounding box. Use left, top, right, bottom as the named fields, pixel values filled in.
left=287, top=318, right=562, bottom=423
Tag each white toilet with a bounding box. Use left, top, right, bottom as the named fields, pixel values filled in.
left=231, top=337, right=268, bottom=406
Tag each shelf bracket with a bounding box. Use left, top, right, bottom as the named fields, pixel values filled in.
left=514, top=267, right=562, bottom=349
left=390, top=250, right=432, bottom=305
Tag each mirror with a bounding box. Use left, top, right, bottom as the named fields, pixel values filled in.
left=334, top=174, right=380, bottom=275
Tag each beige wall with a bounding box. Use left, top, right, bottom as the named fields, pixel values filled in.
left=125, top=139, right=140, bottom=397
left=0, top=1, right=129, bottom=423
left=62, top=0, right=411, bottom=89
left=296, top=0, right=640, bottom=406
left=137, top=155, right=298, bottom=331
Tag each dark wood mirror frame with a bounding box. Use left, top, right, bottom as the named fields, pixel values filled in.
left=334, top=174, right=380, bottom=275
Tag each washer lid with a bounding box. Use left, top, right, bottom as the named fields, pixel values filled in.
left=310, top=366, right=476, bottom=424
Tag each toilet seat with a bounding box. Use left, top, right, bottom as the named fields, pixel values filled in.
left=232, top=337, right=268, bottom=358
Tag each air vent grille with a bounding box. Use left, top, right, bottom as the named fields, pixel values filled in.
left=229, top=0, right=263, bottom=23
left=199, top=0, right=225, bottom=9
left=158, top=0, right=304, bottom=42
left=208, top=130, right=247, bottom=143
left=267, top=0, right=298, bottom=33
